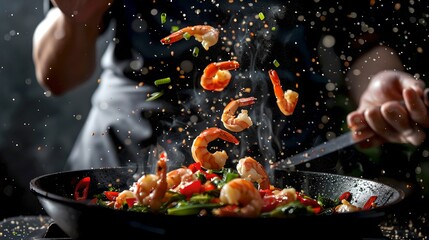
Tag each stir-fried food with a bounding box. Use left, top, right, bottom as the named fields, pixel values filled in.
left=77, top=152, right=378, bottom=218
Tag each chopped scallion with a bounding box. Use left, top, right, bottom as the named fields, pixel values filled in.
left=146, top=91, right=164, bottom=101
left=273, top=59, right=280, bottom=68
left=160, top=13, right=167, bottom=24
left=183, top=32, right=191, bottom=40
left=154, top=77, right=171, bottom=86
left=171, top=26, right=179, bottom=32
left=192, top=47, right=199, bottom=57
left=259, top=12, right=265, bottom=20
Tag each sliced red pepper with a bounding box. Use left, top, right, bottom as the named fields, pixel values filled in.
left=259, top=189, right=272, bottom=198
left=339, top=191, right=351, bottom=201
left=296, top=192, right=321, bottom=208
left=261, top=194, right=280, bottom=212
left=201, top=182, right=216, bottom=192
left=204, top=172, right=220, bottom=180
left=312, top=206, right=322, bottom=214
left=74, top=176, right=91, bottom=201
left=179, top=180, right=202, bottom=197
left=89, top=198, right=98, bottom=204
left=126, top=197, right=137, bottom=208
left=188, top=162, right=202, bottom=172
left=363, top=196, right=377, bottom=210
left=104, top=191, right=120, bottom=201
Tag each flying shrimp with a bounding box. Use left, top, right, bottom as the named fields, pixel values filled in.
left=160, top=25, right=219, bottom=50
left=221, top=97, right=256, bottom=132
left=200, top=60, right=240, bottom=91
left=191, top=127, right=239, bottom=170
left=268, top=69, right=299, bottom=116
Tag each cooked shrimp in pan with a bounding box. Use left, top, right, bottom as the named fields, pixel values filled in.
left=191, top=127, right=239, bottom=170
left=212, top=178, right=263, bottom=217
left=132, top=157, right=168, bottom=211
left=200, top=60, right=240, bottom=91
left=114, top=190, right=136, bottom=209
left=236, top=156, right=270, bottom=190
left=160, top=25, right=219, bottom=50
left=268, top=69, right=299, bottom=116
left=166, top=167, right=195, bottom=191
left=221, top=97, right=256, bottom=132
left=334, top=199, right=362, bottom=213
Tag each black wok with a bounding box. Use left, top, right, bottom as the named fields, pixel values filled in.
left=30, top=167, right=406, bottom=239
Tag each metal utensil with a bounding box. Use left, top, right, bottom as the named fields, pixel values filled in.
left=274, top=131, right=365, bottom=170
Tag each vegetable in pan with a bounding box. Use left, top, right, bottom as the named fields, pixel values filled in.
left=74, top=152, right=378, bottom=218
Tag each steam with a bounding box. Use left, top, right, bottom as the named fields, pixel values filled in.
left=137, top=2, right=287, bottom=179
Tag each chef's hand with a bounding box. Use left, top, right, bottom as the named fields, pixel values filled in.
left=51, top=0, right=113, bottom=25
left=347, top=70, right=429, bottom=148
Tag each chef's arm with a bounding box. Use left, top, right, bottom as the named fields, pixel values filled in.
left=32, top=1, right=111, bottom=96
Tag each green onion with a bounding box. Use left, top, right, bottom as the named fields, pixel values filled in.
left=273, top=59, right=280, bottom=68
left=160, top=13, right=167, bottom=24
left=259, top=12, right=265, bottom=20
left=167, top=203, right=221, bottom=216
left=146, top=91, right=164, bottom=101
left=154, top=77, right=171, bottom=86
left=192, top=47, right=199, bottom=57
left=171, top=26, right=179, bottom=32
left=183, top=32, right=191, bottom=40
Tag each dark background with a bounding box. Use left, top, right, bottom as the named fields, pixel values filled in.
left=0, top=0, right=106, bottom=219
left=1, top=0, right=429, bottom=221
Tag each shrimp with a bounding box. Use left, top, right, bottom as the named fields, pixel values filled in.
left=191, top=127, right=239, bottom=170
left=166, top=167, right=195, bottom=191
left=114, top=190, right=136, bottom=209
left=334, top=199, right=362, bottom=213
left=160, top=25, right=219, bottom=51
left=270, top=188, right=297, bottom=206
left=236, top=156, right=270, bottom=190
left=132, top=157, right=168, bottom=211
left=221, top=97, right=256, bottom=132
left=200, top=61, right=240, bottom=91
left=212, top=178, right=263, bottom=217
left=268, top=69, right=299, bottom=116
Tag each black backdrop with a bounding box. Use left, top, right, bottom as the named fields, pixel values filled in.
left=1, top=0, right=429, bottom=220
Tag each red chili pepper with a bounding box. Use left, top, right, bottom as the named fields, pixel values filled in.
left=259, top=189, right=272, bottom=198
left=204, top=172, right=220, bottom=180
left=363, top=196, right=377, bottom=210
left=312, top=206, right=322, bottom=214
left=104, top=191, right=120, bottom=201
left=74, top=176, right=91, bottom=201
left=179, top=180, right=202, bottom=197
left=126, top=197, right=137, bottom=208
left=188, top=162, right=202, bottom=172
left=261, top=195, right=279, bottom=212
left=201, top=182, right=216, bottom=192
left=296, top=192, right=321, bottom=208
left=339, top=191, right=351, bottom=201
left=89, top=198, right=98, bottom=204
